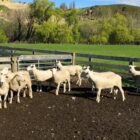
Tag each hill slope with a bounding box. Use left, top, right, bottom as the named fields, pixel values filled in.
left=82, top=4, right=140, bottom=18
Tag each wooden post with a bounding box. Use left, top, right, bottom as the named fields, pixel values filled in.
left=11, top=56, right=18, bottom=72
left=32, top=50, right=35, bottom=55
left=72, top=52, right=76, bottom=65
left=129, top=59, right=134, bottom=65
left=89, top=57, right=92, bottom=67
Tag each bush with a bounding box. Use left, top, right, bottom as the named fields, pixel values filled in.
left=0, top=30, right=8, bottom=43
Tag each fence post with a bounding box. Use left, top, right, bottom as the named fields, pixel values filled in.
left=11, top=56, right=18, bottom=72
left=89, top=57, right=92, bottom=67
left=129, top=59, right=134, bottom=65
left=72, top=52, right=76, bottom=65
left=32, top=50, right=35, bottom=55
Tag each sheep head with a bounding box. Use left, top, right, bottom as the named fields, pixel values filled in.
left=56, top=61, right=63, bottom=68
left=83, top=66, right=90, bottom=73
left=27, top=64, right=36, bottom=71
left=129, top=65, right=136, bottom=72
left=51, top=68, right=57, bottom=75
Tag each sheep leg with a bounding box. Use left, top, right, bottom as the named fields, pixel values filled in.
left=92, top=84, right=95, bottom=92
left=76, top=73, right=82, bottom=86
left=17, top=89, right=21, bottom=103
left=63, top=83, right=66, bottom=93
left=23, top=89, right=26, bottom=98
left=113, top=89, right=118, bottom=100
left=39, top=81, right=42, bottom=92
left=9, top=90, right=13, bottom=104
left=68, top=80, right=71, bottom=92
left=56, top=83, right=60, bottom=96
left=110, top=88, right=113, bottom=94
left=96, top=89, right=101, bottom=103
left=4, top=93, right=8, bottom=109
left=0, top=96, right=2, bottom=109
left=36, top=81, right=39, bottom=92
left=118, top=87, right=126, bottom=101
left=28, top=85, right=33, bottom=99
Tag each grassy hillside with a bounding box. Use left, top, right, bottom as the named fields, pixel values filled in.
left=80, top=4, right=140, bottom=27
left=81, top=4, right=140, bottom=18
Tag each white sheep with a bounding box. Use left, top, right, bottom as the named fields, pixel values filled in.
left=83, top=66, right=118, bottom=95
left=1, top=69, right=33, bottom=104
left=51, top=68, right=71, bottom=96
left=129, top=65, right=140, bottom=92
left=0, top=73, right=9, bottom=109
left=56, top=61, right=83, bottom=86
left=27, top=64, right=53, bottom=92
left=129, top=65, right=140, bottom=76
left=83, top=67, right=126, bottom=103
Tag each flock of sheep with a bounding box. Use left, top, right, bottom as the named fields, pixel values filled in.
left=0, top=60, right=139, bottom=109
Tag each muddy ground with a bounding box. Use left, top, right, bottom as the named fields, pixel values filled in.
left=0, top=79, right=140, bottom=140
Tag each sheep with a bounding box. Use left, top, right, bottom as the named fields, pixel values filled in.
left=83, top=66, right=126, bottom=103
left=0, top=73, right=9, bottom=109
left=56, top=61, right=83, bottom=86
left=129, top=65, right=140, bottom=92
left=0, top=69, right=33, bottom=104
left=51, top=68, right=71, bottom=96
left=129, top=65, right=140, bottom=76
left=83, top=66, right=118, bottom=95
left=27, top=64, right=53, bottom=92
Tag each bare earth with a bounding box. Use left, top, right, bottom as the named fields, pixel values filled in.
left=0, top=78, right=140, bottom=140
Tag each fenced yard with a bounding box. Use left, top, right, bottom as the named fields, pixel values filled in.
left=0, top=45, right=140, bottom=139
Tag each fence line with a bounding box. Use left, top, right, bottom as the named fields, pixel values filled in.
left=0, top=46, right=140, bottom=74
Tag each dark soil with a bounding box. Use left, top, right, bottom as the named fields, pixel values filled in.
left=0, top=78, right=140, bottom=140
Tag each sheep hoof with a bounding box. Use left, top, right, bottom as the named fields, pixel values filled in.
left=39, top=90, right=42, bottom=92
left=4, top=106, right=7, bottom=109
left=30, top=96, right=33, bottom=99
left=123, top=98, right=126, bottom=101
left=23, top=95, right=26, bottom=98
left=114, top=97, right=116, bottom=100
left=55, top=93, right=59, bottom=96
left=96, top=99, right=100, bottom=103
left=17, top=100, right=21, bottom=103
left=9, top=101, right=12, bottom=104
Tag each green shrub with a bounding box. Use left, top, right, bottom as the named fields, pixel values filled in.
left=0, top=30, right=8, bottom=43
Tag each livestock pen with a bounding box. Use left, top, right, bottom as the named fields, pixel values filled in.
left=0, top=46, right=140, bottom=139
left=0, top=46, right=140, bottom=92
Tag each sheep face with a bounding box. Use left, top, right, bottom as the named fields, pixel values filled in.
left=83, top=66, right=90, bottom=74
left=129, top=65, right=136, bottom=72
left=15, top=73, right=25, bottom=82
left=27, top=64, right=36, bottom=71
left=1, top=67, right=9, bottom=75
left=56, top=61, right=62, bottom=68
left=0, top=74, right=6, bottom=85
left=52, top=68, right=57, bottom=75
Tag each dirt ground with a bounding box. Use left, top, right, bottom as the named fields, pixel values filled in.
left=0, top=79, right=140, bottom=140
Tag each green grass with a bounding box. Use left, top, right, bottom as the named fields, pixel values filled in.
left=1, top=43, right=140, bottom=57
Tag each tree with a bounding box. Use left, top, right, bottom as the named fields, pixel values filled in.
left=60, top=3, right=68, bottom=11
left=26, top=0, right=54, bottom=41
left=109, top=25, right=134, bottom=44
left=132, top=28, right=140, bottom=44
left=34, top=15, right=73, bottom=43
left=0, top=30, right=8, bottom=43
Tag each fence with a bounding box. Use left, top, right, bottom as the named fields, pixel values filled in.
left=0, top=46, right=140, bottom=74
left=0, top=46, right=140, bottom=90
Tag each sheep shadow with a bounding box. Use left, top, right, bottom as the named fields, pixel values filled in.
left=60, top=87, right=114, bottom=101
